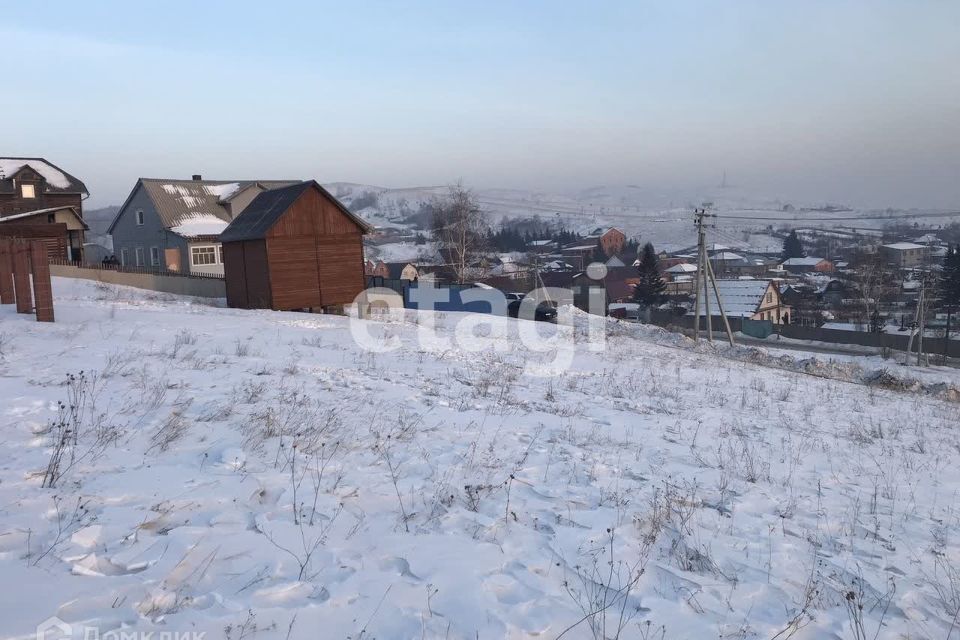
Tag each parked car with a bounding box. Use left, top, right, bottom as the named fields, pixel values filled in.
left=506, top=293, right=557, bottom=322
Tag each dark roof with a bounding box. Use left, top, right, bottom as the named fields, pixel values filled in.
left=384, top=262, right=413, bottom=279
left=219, top=181, right=372, bottom=243
left=0, top=157, right=89, bottom=195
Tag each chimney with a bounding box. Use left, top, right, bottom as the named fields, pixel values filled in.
left=192, top=174, right=202, bottom=181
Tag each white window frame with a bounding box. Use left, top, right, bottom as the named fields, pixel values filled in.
left=135, top=247, right=144, bottom=267
left=191, top=245, right=218, bottom=266
left=120, top=248, right=128, bottom=266
left=150, top=246, right=160, bottom=267
left=136, top=210, right=144, bottom=226
left=217, top=245, right=224, bottom=264
left=21, top=184, right=36, bottom=199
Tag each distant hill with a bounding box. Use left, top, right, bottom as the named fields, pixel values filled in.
left=84, top=205, right=118, bottom=249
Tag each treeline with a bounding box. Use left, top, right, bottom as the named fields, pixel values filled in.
left=487, top=226, right=585, bottom=252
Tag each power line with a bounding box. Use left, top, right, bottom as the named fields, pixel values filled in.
left=713, top=211, right=960, bottom=222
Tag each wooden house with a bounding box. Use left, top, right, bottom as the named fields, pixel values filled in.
left=0, top=158, right=89, bottom=260
left=697, top=279, right=791, bottom=324
left=219, top=181, right=372, bottom=311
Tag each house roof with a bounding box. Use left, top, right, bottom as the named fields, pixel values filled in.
left=384, top=262, right=416, bottom=279
left=0, top=205, right=88, bottom=229
left=710, top=252, right=744, bottom=261
left=697, top=279, right=776, bottom=317
left=219, top=181, right=372, bottom=243
left=781, top=256, right=827, bottom=266
left=108, top=177, right=301, bottom=235
left=666, top=263, right=698, bottom=273
left=883, top=242, right=925, bottom=251
left=0, top=157, right=89, bottom=195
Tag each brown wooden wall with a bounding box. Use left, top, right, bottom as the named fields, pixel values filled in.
left=318, top=235, right=365, bottom=305
left=0, top=223, right=69, bottom=260
left=223, top=240, right=272, bottom=309
left=266, top=236, right=323, bottom=310
left=0, top=188, right=82, bottom=217
left=265, top=187, right=365, bottom=309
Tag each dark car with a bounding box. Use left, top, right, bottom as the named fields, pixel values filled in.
left=506, top=293, right=557, bottom=322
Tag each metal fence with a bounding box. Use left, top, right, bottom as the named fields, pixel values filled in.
left=648, top=309, right=960, bottom=357
left=50, top=258, right=225, bottom=280
left=365, top=276, right=499, bottom=313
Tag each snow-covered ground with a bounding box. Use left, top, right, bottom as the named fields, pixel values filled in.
left=3, top=279, right=960, bottom=639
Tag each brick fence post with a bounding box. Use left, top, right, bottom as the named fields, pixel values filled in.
left=12, top=241, right=33, bottom=314
left=0, top=239, right=14, bottom=304
left=30, top=241, right=54, bottom=322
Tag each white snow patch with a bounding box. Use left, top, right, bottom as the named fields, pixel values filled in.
left=204, top=183, right=241, bottom=200
left=170, top=213, right=229, bottom=237
left=0, top=158, right=72, bottom=189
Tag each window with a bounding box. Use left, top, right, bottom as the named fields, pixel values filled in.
left=217, top=245, right=224, bottom=264
left=150, top=247, right=160, bottom=267
left=136, top=210, right=144, bottom=226
left=766, top=292, right=773, bottom=304
left=21, top=184, right=36, bottom=198
left=191, top=245, right=217, bottom=266
left=120, top=249, right=128, bottom=266
left=135, top=247, right=144, bottom=266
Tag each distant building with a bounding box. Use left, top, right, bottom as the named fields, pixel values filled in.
left=697, top=279, right=791, bottom=324
left=583, top=227, right=626, bottom=257
left=880, top=242, right=929, bottom=268
left=526, top=239, right=556, bottom=253
left=780, top=257, right=834, bottom=274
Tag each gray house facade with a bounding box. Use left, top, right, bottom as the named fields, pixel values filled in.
left=108, top=176, right=299, bottom=275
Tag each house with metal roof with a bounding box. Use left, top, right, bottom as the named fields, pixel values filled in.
left=780, top=256, right=834, bottom=274
left=107, top=175, right=300, bottom=275
left=697, top=279, right=791, bottom=324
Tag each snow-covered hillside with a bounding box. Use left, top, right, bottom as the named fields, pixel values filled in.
left=3, top=279, right=960, bottom=639
left=328, top=182, right=956, bottom=252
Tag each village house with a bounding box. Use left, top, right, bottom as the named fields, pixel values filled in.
left=585, top=227, right=626, bottom=257
left=780, top=256, right=834, bottom=275
left=880, top=242, right=930, bottom=268
left=698, top=279, right=791, bottom=324
left=108, top=175, right=300, bottom=275
left=0, top=157, right=90, bottom=261
left=526, top=239, right=556, bottom=254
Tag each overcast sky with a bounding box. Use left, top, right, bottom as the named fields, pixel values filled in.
left=4, top=1, right=959, bottom=209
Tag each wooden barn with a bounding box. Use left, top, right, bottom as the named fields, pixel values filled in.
left=219, top=181, right=372, bottom=311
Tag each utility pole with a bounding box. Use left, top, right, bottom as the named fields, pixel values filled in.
left=905, top=275, right=928, bottom=366
left=693, top=208, right=735, bottom=346
left=917, top=276, right=927, bottom=366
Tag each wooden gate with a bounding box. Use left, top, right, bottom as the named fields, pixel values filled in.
left=0, top=238, right=55, bottom=322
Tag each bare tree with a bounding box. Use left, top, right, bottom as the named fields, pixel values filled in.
left=849, top=252, right=893, bottom=330
left=430, top=181, right=489, bottom=283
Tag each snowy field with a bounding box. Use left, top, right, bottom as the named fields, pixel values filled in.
left=3, top=279, right=960, bottom=639
left=328, top=181, right=960, bottom=251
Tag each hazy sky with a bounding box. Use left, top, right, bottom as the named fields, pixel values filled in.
left=4, top=1, right=959, bottom=208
